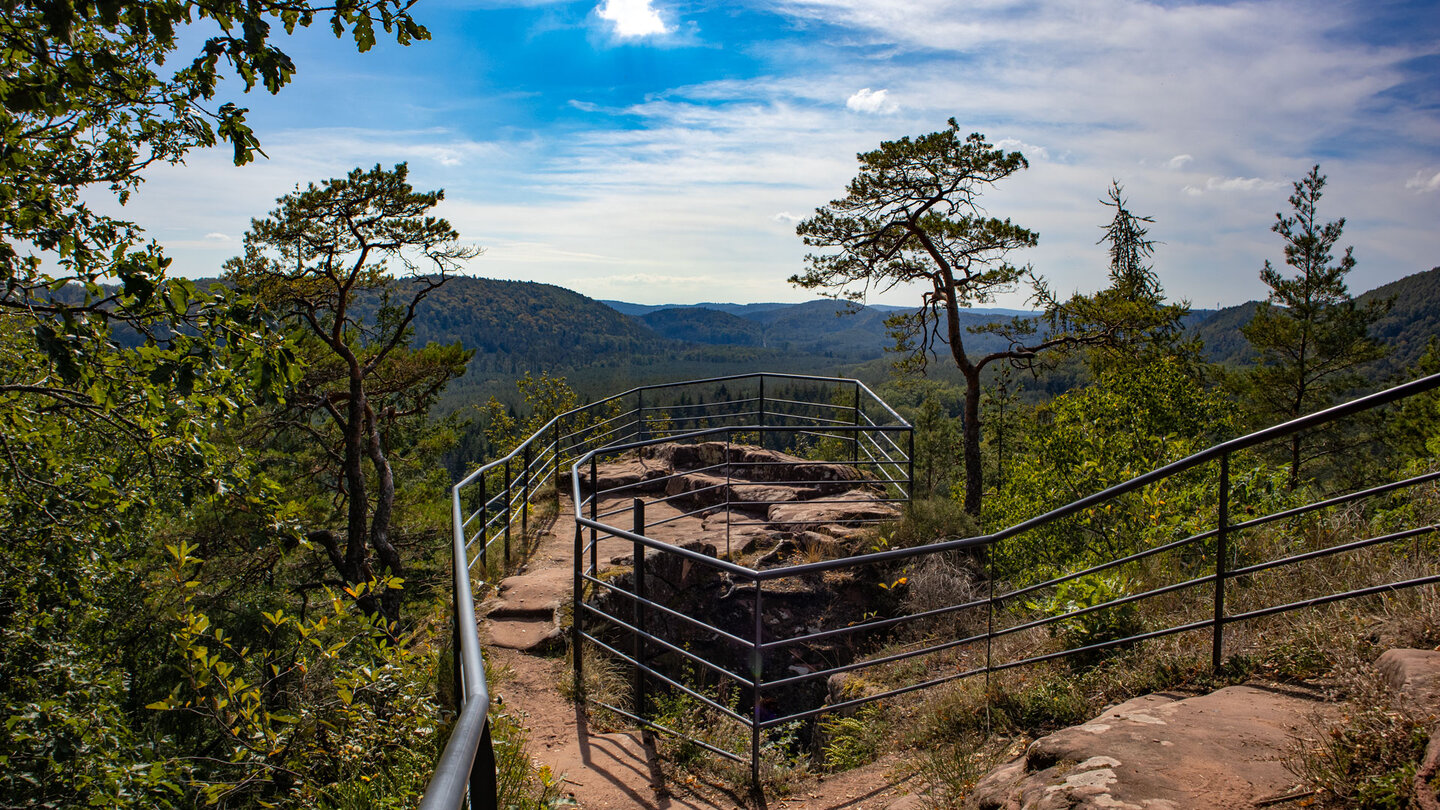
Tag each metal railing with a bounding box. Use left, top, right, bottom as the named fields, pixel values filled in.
left=420, top=373, right=907, bottom=808
left=565, top=372, right=1440, bottom=795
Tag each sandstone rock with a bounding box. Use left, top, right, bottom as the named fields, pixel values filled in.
left=1377, top=648, right=1440, bottom=711
left=971, top=686, right=1325, bottom=809
left=639, top=441, right=866, bottom=490
left=582, top=457, right=669, bottom=494
left=483, top=568, right=573, bottom=652
left=483, top=569, right=570, bottom=618
left=663, top=472, right=731, bottom=509
left=768, top=490, right=901, bottom=529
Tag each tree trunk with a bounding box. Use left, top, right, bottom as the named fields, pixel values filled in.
left=365, top=405, right=404, bottom=625
left=1288, top=433, right=1302, bottom=490
left=343, top=376, right=371, bottom=583
left=962, top=369, right=984, bottom=517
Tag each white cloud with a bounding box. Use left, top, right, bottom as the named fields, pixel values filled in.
left=845, top=88, right=896, bottom=114
left=203, top=232, right=232, bottom=242
left=1406, top=168, right=1440, bottom=193
left=995, top=138, right=1049, bottom=161
left=106, top=0, right=1440, bottom=308
left=1182, top=176, right=1285, bottom=195
left=596, top=0, right=670, bottom=38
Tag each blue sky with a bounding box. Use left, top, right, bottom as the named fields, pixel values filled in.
left=119, top=0, right=1440, bottom=308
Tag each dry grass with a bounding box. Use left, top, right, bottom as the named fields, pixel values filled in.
left=1288, top=656, right=1434, bottom=809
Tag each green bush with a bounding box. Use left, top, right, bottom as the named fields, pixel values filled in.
left=1031, top=574, right=1144, bottom=669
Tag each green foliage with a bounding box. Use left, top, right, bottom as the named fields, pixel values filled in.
left=888, top=497, right=978, bottom=549
left=986, top=354, right=1239, bottom=578
left=912, top=390, right=964, bottom=499
left=0, top=6, right=485, bottom=807
left=0, top=297, right=293, bottom=806
left=147, top=542, right=441, bottom=807
left=925, top=670, right=1092, bottom=740
left=1241, top=165, right=1389, bottom=486
left=819, top=705, right=884, bottom=772
left=1387, top=337, right=1440, bottom=463
left=1030, top=575, right=1143, bottom=669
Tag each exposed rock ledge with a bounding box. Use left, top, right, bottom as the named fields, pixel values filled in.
left=964, top=648, right=1440, bottom=810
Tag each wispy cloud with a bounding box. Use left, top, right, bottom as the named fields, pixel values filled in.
left=995, top=138, right=1049, bottom=161
left=119, top=0, right=1440, bottom=307
left=1183, top=176, right=1285, bottom=196
left=1406, top=168, right=1440, bottom=193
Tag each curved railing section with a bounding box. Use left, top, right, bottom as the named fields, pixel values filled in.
left=419, top=373, right=909, bottom=808
left=423, top=370, right=1440, bottom=803
left=565, top=372, right=1440, bottom=794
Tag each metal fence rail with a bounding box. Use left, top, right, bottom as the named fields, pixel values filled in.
left=565, top=372, right=1440, bottom=794
left=420, top=373, right=908, bottom=808
left=424, top=371, right=1440, bottom=804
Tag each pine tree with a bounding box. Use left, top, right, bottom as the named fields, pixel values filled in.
left=1241, top=165, right=1388, bottom=487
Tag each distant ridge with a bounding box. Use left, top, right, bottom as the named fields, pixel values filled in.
left=600, top=299, right=1036, bottom=319
left=184, top=266, right=1430, bottom=415
left=1187, top=266, right=1440, bottom=374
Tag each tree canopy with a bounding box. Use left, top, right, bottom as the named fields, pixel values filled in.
left=226, top=163, right=477, bottom=622
left=1241, top=165, right=1388, bottom=487
left=793, top=120, right=1182, bottom=516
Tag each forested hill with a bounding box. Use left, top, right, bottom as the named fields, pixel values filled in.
left=1364, top=268, right=1440, bottom=377
left=423, top=279, right=1044, bottom=411
left=1189, top=266, right=1440, bottom=374
left=420, top=278, right=903, bottom=411
left=420, top=268, right=1437, bottom=413
left=409, top=277, right=654, bottom=373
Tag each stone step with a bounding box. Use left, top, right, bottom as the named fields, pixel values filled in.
left=486, top=618, right=564, bottom=652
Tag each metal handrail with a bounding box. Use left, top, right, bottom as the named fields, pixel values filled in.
left=419, top=372, right=908, bottom=807
left=566, top=372, right=1440, bottom=794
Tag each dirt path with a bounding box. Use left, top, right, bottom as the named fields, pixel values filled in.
left=480, top=492, right=914, bottom=809
left=484, top=494, right=731, bottom=809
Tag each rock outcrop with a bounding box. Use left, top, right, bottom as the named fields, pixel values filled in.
left=967, top=649, right=1440, bottom=809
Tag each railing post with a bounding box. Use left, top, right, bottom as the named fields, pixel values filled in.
left=1213, top=451, right=1230, bottom=673
left=503, top=458, right=512, bottom=571
left=478, top=476, right=488, bottom=576
left=906, top=427, right=916, bottom=504
left=637, top=389, right=646, bottom=443
left=452, top=599, right=464, bottom=719
left=590, top=455, right=599, bottom=581
left=554, top=416, right=564, bottom=504
left=573, top=519, right=584, bottom=701
left=632, top=499, right=647, bottom=730
left=726, top=429, right=733, bottom=558
left=757, top=375, right=766, bottom=450
left=852, top=382, right=861, bottom=465
left=471, top=721, right=498, bottom=810
left=751, top=578, right=764, bottom=798
left=522, top=443, right=532, bottom=537
left=985, top=538, right=995, bottom=737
